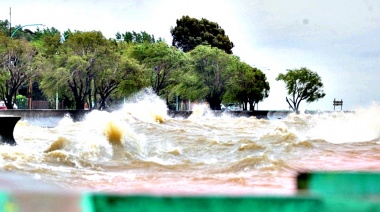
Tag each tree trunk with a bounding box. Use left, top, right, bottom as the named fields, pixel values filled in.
left=88, top=89, right=92, bottom=110
left=249, top=101, right=255, bottom=111
left=206, top=95, right=222, bottom=110
left=243, top=101, right=247, bottom=111
left=286, top=97, right=297, bottom=113
left=75, top=97, right=84, bottom=110
left=4, top=95, right=14, bottom=109
left=99, top=100, right=106, bottom=110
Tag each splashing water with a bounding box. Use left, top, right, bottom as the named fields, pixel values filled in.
left=2, top=90, right=380, bottom=195
left=121, top=88, right=168, bottom=124
left=104, top=122, right=124, bottom=147
left=44, top=137, right=70, bottom=153
left=306, top=104, right=380, bottom=143
left=188, top=103, right=212, bottom=120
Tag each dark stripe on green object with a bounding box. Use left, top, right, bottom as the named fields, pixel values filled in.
left=297, top=172, right=380, bottom=195
left=82, top=194, right=321, bottom=212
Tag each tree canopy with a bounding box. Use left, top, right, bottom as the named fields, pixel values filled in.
left=0, top=33, right=38, bottom=109
left=39, top=30, right=146, bottom=110
left=225, top=62, right=270, bottom=111
left=170, top=15, right=234, bottom=54
left=130, top=42, right=188, bottom=100
left=0, top=18, right=273, bottom=111
left=0, top=20, right=10, bottom=36
left=116, top=31, right=163, bottom=44
left=276, top=67, right=325, bottom=113
left=187, top=45, right=236, bottom=110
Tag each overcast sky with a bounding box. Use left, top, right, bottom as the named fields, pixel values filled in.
left=1, top=0, right=380, bottom=111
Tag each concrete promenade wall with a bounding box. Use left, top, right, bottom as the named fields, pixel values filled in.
left=0, top=109, right=91, bottom=122
left=167, top=110, right=294, bottom=119
left=0, top=109, right=294, bottom=121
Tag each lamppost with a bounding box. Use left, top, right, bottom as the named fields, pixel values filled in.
left=11, top=24, right=45, bottom=38
left=11, top=24, right=45, bottom=109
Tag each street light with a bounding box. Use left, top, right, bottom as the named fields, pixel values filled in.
left=11, top=24, right=45, bottom=38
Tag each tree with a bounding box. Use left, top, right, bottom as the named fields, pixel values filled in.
left=93, top=45, right=143, bottom=110
left=247, top=70, right=270, bottom=111
left=225, top=61, right=270, bottom=111
left=0, top=20, right=10, bottom=36
left=40, top=30, right=147, bottom=110
left=39, top=33, right=61, bottom=58
left=170, top=15, right=234, bottom=54
left=276, top=67, right=325, bottom=113
left=0, top=34, right=38, bottom=109
left=56, top=30, right=106, bottom=109
left=29, top=27, right=62, bottom=59
left=130, top=42, right=188, bottom=100
left=34, top=27, right=61, bottom=40
left=116, top=31, right=163, bottom=44
left=188, top=45, right=236, bottom=110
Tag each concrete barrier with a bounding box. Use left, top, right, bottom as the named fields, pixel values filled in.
left=0, top=116, right=20, bottom=145
left=0, top=110, right=92, bottom=128
left=0, top=109, right=91, bottom=122
left=167, top=110, right=193, bottom=118
left=0, top=110, right=292, bottom=121
left=168, top=110, right=294, bottom=119
left=0, top=110, right=91, bottom=145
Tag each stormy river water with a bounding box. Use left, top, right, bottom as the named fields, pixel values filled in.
left=2, top=92, right=380, bottom=196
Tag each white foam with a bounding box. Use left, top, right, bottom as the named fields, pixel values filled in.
left=307, top=103, right=380, bottom=143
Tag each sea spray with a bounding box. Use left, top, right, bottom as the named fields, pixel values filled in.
left=104, top=122, right=124, bottom=147
left=4, top=89, right=380, bottom=194
left=307, top=104, right=380, bottom=143
left=188, top=103, right=210, bottom=119
left=122, top=88, right=168, bottom=124
left=44, top=137, right=70, bottom=153
left=103, top=121, right=125, bottom=159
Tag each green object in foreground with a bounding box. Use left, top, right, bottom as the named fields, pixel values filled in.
left=82, top=172, right=380, bottom=212
left=0, top=192, right=17, bottom=212
left=297, top=172, right=380, bottom=212
left=297, top=171, right=380, bottom=195
left=81, top=194, right=321, bottom=212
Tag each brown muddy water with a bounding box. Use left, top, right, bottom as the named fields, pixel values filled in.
left=1, top=92, right=380, bottom=196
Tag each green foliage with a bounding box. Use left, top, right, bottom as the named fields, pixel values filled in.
left=116, top=31, right=163, bottom=44
left=117, top=56, right=146, bottom=98
left=32, top=27, right=62, bottom=58
left=40, top=34, right=61, bottom=57
left=276, top=67, right=326, bottom=113
left=172, top=58, right=207, bottom=102
left=0, top=34, right=38, bottom=108
left=40, top=31, right=108, bottom=109
left=66, top=30, right=106, bottom=56
left=225, top=61, right=270, bottom=111
left=10, top=25, right=43, bottom=41
left=0, top=20, right=10, bottom=36
left=0, top=18, right=275, bottom=111
left=171, top=15, right=234, bottom=54
left=188, top=45, right=236, bottom=110
left=130, top=42, right=188, bottom=99
left=93, top=43, right=144, bottom=109
left=38, top=30, right=149, bottom=110
left=34, top=27, right=60, bottom=40
left=16, top=94, right=27, bottom=109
